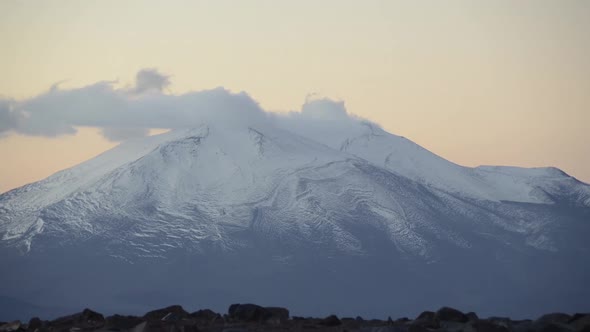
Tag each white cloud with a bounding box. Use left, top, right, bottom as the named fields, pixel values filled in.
left=0, top=69, right=374, bottom=142
left=132, top=68, right=171, bottom=94
left=272, top=96, right=379, bottom=149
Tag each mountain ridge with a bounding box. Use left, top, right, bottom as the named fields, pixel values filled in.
left=1, top=118, right=589, bottom=320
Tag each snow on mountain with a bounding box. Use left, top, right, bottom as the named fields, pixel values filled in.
left=285, top=116, right=589, bottom=205
left=1, top=114, right=589, bottom=320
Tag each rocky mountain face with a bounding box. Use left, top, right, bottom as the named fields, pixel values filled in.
left=1, top=120, right=589, bottom=321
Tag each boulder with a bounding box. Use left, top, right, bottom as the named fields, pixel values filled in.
left=537, top=314, right=573, bottom=325
left=511, top=320, right=535, bottom=332
left=131, top=321, right=147, bottom=332
left=412, top=311, right=439, bottom=329
left=27, top=318, right=42, bottom=331
left=132, top=319, right=196, bottom=332
left=190, top=309, right=219, bottom=321
left=435, top=307, right=468, bottom=323
left=360, top=326, right=408, bottom=332
left=0, top=321, right=21, bottom=332
left=143, top=305, right=189, bottom=321
left=407, top=325, right=429, bottom=332
left=416, top=311, right=435, bottom=320
left=227, top=304, right=271, bottom=322
left=487, top=317, right=514, bottom=329
left=569, top=314, right=589, bottom=324
left=341, top=318, right=362, bottom=330
left=49, top=309, right=105, bottom=331
left=175, top=321, right=199, bottom=332
left=568, top=314, right=590, bottom=332
left=537, top=323, right=575, bottom=332
left=319, top=315, right=341, bottom=326
left=467, top=320, right=510, bottom=332
left=105, top=315, right=143, bottom=330
left=513, top=314, right=574, bottom=332
left=265, top=307, right=289, bottom=321
left=466, top=312, right=479, bottom=322
left=440, top=321, right=468, bottom=332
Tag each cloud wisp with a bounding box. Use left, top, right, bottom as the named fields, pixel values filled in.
left=0, top=68, right=374, bottom=142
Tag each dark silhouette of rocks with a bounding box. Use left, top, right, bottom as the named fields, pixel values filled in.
left=318, top=315, right=341, bottom=326
left=27, top=318, right=42, bottom=331
left=569, top=314, right=590, bottom=332
left=435, top=307, right=469, bottom=323
left=469, top=319, right=511, bottom=332
left=466, top=313, right=480, bottom=322
left=46, top=308, right=104, bottom=331
left=190, top=309, right=222, bottom=325
left=104, top=314, right=143, bottom=330
left=227, top=304, right=270, bottom=323
left=226, top=304, right=289, bottom=324
left=412, top=311, right=439, bottom=329
left=264, top=307, right=289, bottom=323
left=0, top=305, right=588, bottom=332
left=143, top=305, right=189, bottom=322
left=0, top=321, right=21, bottom=332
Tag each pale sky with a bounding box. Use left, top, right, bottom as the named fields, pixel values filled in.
left=1, top=0, right=589, bottom=193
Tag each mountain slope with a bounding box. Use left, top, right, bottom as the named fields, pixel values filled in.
left=291, top=120, right=590, bottom=205
left=1, top=121, right=589, bottom=320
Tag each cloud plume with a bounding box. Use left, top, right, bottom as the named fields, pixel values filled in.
left=132, top=68, right=171, bottom=94
left=0, top=69, right=374, bottom=142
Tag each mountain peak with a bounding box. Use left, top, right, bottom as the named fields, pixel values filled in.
left=1, top=118, right=589, bottom=319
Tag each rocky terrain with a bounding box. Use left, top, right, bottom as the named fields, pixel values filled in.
left=1, top=304, right=589, bottom=332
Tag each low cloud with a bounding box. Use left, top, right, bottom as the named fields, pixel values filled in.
left=0, top=69, right=374, bottom=142
left=273, top=96, right=379, bottom=148
left=132, top=68, right=170, bottom=94
left=0, top=99, right=22, bottom=136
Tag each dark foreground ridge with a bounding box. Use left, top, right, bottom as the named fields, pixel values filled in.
left=1, top=304, right=589, bottom=332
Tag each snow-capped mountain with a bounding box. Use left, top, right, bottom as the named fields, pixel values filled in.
left=1, top=119, right=589, bottom=320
